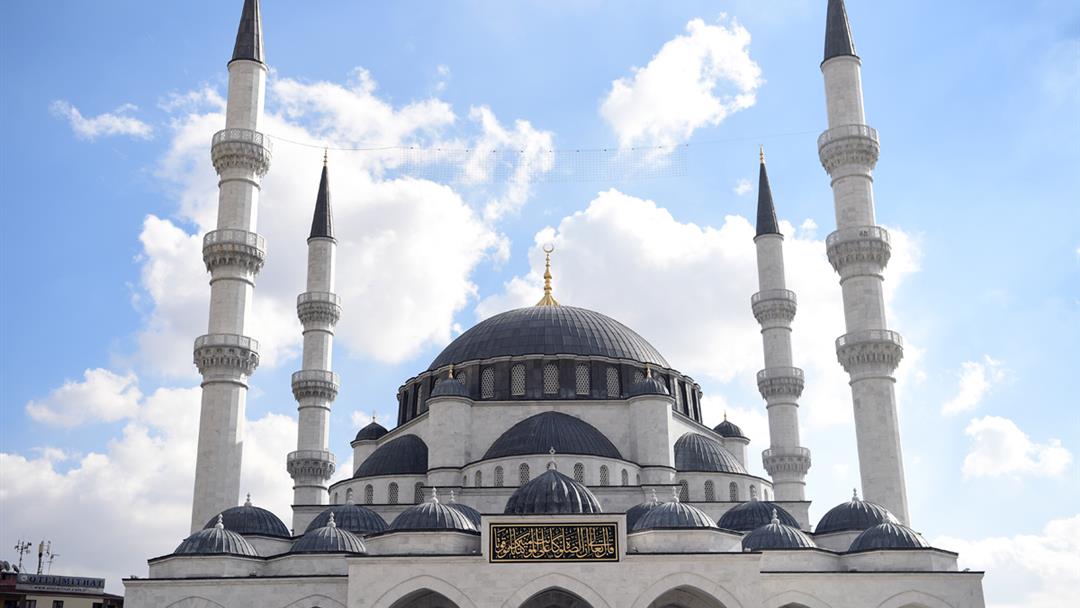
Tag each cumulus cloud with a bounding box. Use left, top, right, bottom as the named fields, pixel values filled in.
left=942, top=355, right=1006, bottom=416
left=934, top=514, right=1080, bottom=608
left=733, top=178, right=752, bottom=196
left=464, top=105, right=555, bottom=221
left=962, top=416, right=1072, bottom=479
left=50, top=100, right=153, bottom=140
left=600, top=17, right=762, bottom=149
left=25, top=368, right=142, bottom=427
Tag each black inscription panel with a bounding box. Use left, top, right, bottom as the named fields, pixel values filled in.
left=490, top=523, right=619, bottom=562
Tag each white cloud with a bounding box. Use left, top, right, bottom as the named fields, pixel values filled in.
left=464, top=105, right=555, bottom=221
left=942, top=355, right=1006, bottom=416
left=962, top=415, right=1072, bottom=479
left=733, top=178, right=752, bottom=196
left=25, top=368, right=142, bottom=427
left=435, top=64, right=451, bottom=93
left=934, top=514, right=1080, bottom=608
left=600, top=16, right=762, bottom=149
left=50, top=100, right=153, bottom=140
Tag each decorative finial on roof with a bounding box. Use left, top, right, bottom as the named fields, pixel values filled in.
left=672, top=487, right=681, bottom=503
left=372, top=411, right=377, bottom=423
left=449, top=489, right=457, bottom=503
left=244, top=493, right=252, bottom=507
left=327, top=512, right=337, bottom=528
left=323, top=148, right=328, bottom=167
left=650, top=489, right=659, bottom=504
left=215, top=514, right=225, bottom=530
left=448, top=363, right=455, bottom=380
left=724, top=410, right=728, bottom=421
left=547, top=447, right=558, bottom=470
left=645, top=364, right=652, bottom=378
left=759, top=144, right=765, bottom=165
left=852, top=487, right=859, bottom=501
left=535, top=244, right=560, bottom=307
left=770, top=508, right=780, bottom=525
left=431, top=487, right=440, bottom=504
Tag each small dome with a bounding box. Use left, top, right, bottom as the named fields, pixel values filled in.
left=504, top=466, right=602, bottom=515
left=306, top=504, right=388, bottom=536
left=203, top=495, right=290, bottom=538
left=713, top=416, right=746, bottom=439
left=631, top=494, right=715, bottom=532
left=627, top=372, right=670, bottom=398
left=354, top=434, right=427, bottom=478
left=625, top=493, right=662, bottom=530
left=431, top=374, right=469, bottom=398
left=848, top=522, right=930, bottom=552
left=718, top=501, right=799, bottom=532
left=815, top=490, right=899, bottom=534
left=447, top=491, right=482, bottom=526
left=354, top=420, right=388, bottom=442
left=292, top=514, right=366, bottom=554
left=674, top=433, right=748, bottom=475
left=483, top=411, right=622, bottom=460
left=742, top=510, right=817, bottom=551
left=176, top=515, right=258, bottom=556
left=390, top=493, right=479, bottom=533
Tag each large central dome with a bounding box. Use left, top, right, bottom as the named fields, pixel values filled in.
left=428, top=305, right=669, bottom=370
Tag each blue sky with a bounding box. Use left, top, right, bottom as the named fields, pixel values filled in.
left=1, top=1, right=1078, bottom=604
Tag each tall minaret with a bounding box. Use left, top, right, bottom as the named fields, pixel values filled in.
left=287, top=153, right=340, bottom=523
left=190, top=0, right=272, bottom=533
left=751, top=148, right=811, bottom=503
left=819, top=0, right=909, bottom=524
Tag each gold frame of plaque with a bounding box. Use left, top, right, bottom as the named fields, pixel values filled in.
left=489, top=522, right=620, bottom=563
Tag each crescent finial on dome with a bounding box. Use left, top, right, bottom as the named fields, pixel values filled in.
left=535, top=244, right=560, bottom=307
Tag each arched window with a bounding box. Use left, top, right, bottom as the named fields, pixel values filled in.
left=474, top=470, right=482, bottom=487
left=606, top=367, right=620, bottom=397
left=495, top=466, right=504, bottom=487
left=599, top=465, right=610, bottom=486
left=573, top=462, right=585, bottom=483
left=636, top=473, right=641, bottom=485
left=511, top=364, right=526, bottom=396
left=481, top=367, right=495, bottom=399
left=764, top=488, right=770, bottom=500
left=518, top=463, right=530, bottom=485
left=462, top=474, right=468, bottom=486
left=679, top=480, right=689, bottom=502
left=729, top=482, right=739, bottom=502
left=332, top=491, right=339, bottom=504
left=345, top=488, right=354, bottom=504
left=414, top=482, right=424, bottom=504
left=621, top=469, right=629, bottom=486
left=543, top=363, right=559, bottom=395
left=704, top=480, right=715, bottom=502
left=633, top=369, right=645, bottom=384
left=750, top=484, right=758, bottom=501
left=575, top=363, right=590, bottom=395
left=388, top=482, right=399, bottom=504
left=364, top=484, right=373, bottom=505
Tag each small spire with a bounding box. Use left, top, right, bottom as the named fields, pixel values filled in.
left=309, top=155, right=334, bottom=240
left=244, top=493, right=252, bottom=507
left=327, top=512, right=337, bottom=528
left=323, top=148, right=328, bottom=166
left=535, top=244, right=560, bottom=307
left=724, top=411, right=728, bottom=421
left=650, top=489, right=660, bottom=504
left=770, top=508, right=780, bottom=525
left=372, top=411, right=377, bottom=423
left=755, top=147, right=781, bottom=237
left=449, top=489, right=457, bottom=503
left=431, top=487, right=439, bottom=504
left=547, top=447, right=558, bottom=470
left=448, top=363, right=455, bottom=380
left=230, top=0, right=264, bottom=65
left=759, top=144, right=765, bottom=165
left=672, top=487, right=681, bottom=503
left=823, top=0, right=858, bottom=62
left=852, top=487, right=859, bottom=501
left=215, top=514, right=225, bottom=530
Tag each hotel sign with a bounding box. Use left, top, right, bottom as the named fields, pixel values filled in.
left=16, top=573, right=105, bottom=595
left=490, top=523, right=619, bottom=562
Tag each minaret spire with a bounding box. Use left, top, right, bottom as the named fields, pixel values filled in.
left=756, top=146, right=780, bottom=237
left=231, top=0, right=264, bottom=64
left=309, top=151, right=334, bottom=240
left=823, top=0, right=857, bottom=62
left=535, top=244, right=559, bottom=307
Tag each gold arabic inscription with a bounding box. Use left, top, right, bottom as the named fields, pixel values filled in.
left=490, top=523, right=618, bottom=562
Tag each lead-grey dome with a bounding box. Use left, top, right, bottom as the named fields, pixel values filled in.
left=203, top=497, right=290, bottom=538
left=848, top=522, right=930, bottom=553
left=815, top=491, right=899, bottom=534
left=447, top=493, right=482, bottom=526
left=625, top=496, right=662, bottom=530
left=631, top=499, right=715, bottom=532
left=354, top=421, right=388, bottom=442
left=504, top=467, right=602, bottom=515
left=674, top=433, right=748, bottom=475
left=428, top=306, right=669, bottom=370
left=713, top=418, right=746, bottom=439
left=627, top=374, right=670, bottom=398
left=718, top=501, right=799, bottom=532
left=389, top=498, right=479, bottom=533
left=354, top=434, right=427, bottom=478
left=742, top=511, right=817, bottom=551
left=483, top=411, right=622, bottom=460
left=176, top=516, right=258, bottom=556
left=306, top=504, right=388, bottom=536
left=430, top=375, right=469, bottom=398
left=291, top=515, right=366, bottom=554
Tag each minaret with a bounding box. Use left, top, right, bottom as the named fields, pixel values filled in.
left=190, top=0, right=272, bottom=533
left=288, top=152, right=341, bottom=523
left=819, top=0, right=910, bottom=523
left=751, top=148, right=811, bottom=503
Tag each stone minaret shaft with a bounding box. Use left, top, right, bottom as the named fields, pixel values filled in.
left=288, top=156, right=340, bottom=519
left=190, top=0, right=271, bottom=533
left=819, top=0, right=909, bottom=523
left=752, top=151, right=811, bottom=502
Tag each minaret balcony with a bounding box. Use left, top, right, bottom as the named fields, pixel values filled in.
left=286, top=449, right=336, bottom=481
left=751, top=289, right=797, bottom=325
left=817, top=123, right=879, bottom=175
left=203, top=229, right=266, bottom=274
left=193, top=333, right=260, bottom=377
left=756, top=367, right=805, bottom=399
left=835, top=329, right=904, bottom=373
left=291, top=369, right=341, bottom=401
left=211, top=128, right=273, bottom=176
left=762, top=446, right=811, bottom=476
left=297, top=291, right=342, bottom=326
left=825, top=225, right=892, bottom=275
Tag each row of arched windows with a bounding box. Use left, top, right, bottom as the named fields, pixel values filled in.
left=460, top=462, right=638, bottom=488
left=334, top=481, right=427, bottom=505
left=674, top=479, right=764, bottom=502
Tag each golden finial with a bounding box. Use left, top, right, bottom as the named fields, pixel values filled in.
left=448, top=363, right=455, bottom=379
left=759, top=145, right=765, bottom=165
left=535, top=244, right=560, bottom=307
left=323, top=148, right=328, bottom=166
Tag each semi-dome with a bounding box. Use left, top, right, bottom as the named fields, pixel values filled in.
left=428, top=305, right=669, bottom=370
left=742, top=510, right=817, bottom=551
left=176, top=515, right=258, bottom=556
left=848, top=522, right=930, bottom=552
left=306, top=504, right=388, bottom=536
left=718, top=501, right=799, bottom=532
left=447, top=491, right=482, bottom=526
left=389, top=494, right=479, bottom=533
left=714, top=416, right=746, bottom=439
left=674, top=433, right=748, bottom=475
left=291, top=514, right=366, bottom=554
left=203, top=495, right=290, bottom=538
left=625, top=493, right=662, bottom=530
left=631, top=496, right=715, bottom=532
left=627, top=372, right=670, bottom=397
left=354, top=434, right=428, bottom=478
left=815, top=490, right=899, bottom=534
left=354, top=420, right=388, bottom=442
left=483, top=411, right=622, bottom=460
left=430, top=374, right=469, bottom=398
left=504, top=467, right=602, bottom=515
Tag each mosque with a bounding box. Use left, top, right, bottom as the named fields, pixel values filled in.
left=122, top=1, right=987, bottom=606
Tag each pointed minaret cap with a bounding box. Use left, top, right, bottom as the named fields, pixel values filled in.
left=755, top=147, right=781, bottom=237
left=823, top=0, right=857, bottom=63
left=309, top=152, right=334, bottom=240
left=230, top=0, right=264, bottom=65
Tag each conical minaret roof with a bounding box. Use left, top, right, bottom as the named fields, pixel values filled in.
left=309, top=153, right=334, bottom=239
left=231, top=0, right=264, bottom=65
left=755, top=148, right=780, bottom=237
left=823, top=0, right=857, bottom=62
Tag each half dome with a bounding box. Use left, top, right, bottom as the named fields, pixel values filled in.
left=504, top=467, right=602, bottom=515
left=354, top=434, right=428, bottom=478
left=176, top=516, right=258, bottom=556
left=848, top=522, right=930, bottom=552
left=483, top=411, right=622, bottom=460
left=674, top=433, right=748, bottom=475
left=203, top=497, right=290, bottom=538
left=718, top=501, right=799, bottom=532
left=815, top=491, right=899, bottom=534
left=306, top=504, right=388, bottom=536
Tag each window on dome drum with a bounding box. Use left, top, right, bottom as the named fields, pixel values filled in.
left=621, top=469, right=629, bottom=486
left=636, top=473, right=641, bottom=485
left=475, top=470, right=482, bottom=487
left=519, top=463, right=530, bottom=485
left=333, top=491, right=339, bottom=504
left=414, top=482, right=424, bottom=503
left=679, top=480, right=689, bottom=501
left=606, top=367, right=620, bottom=397
left=543, top=363, right=559, bottom=395
left=764, top=488, right=770, bottom=500
left=673, top=379, right=682, bottom=409
left=495, top=466, right=504, bottom=487
left=364, top=484, right=373, bottom=505
left=511, top=364, right=526, bottom=396
left=575, top=363, right=590, bottom=395
left=729, top=482, right=739, bottom=502
left=633, top=369, right=644, bottom=385
left=462, top=474, right=468, bottom=486
left=481, top=367, right=495, bottom=399
left=388, top=482, right=399, bottom=504
left=573, top=462, right=585, bottom=483
left=704, top=480, right=715, bottom=502
left=750, top=484, right=758, bottom=500
left=599, top=465, right=610, bottom=486
left=345, top=488, right=353, bottom=504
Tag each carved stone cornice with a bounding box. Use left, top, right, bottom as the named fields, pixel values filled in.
left=751, top=289, right=797, bottom=325
left=286, top=449, right=336, bottom=481
left=211, top=128, right=273, bottom=176
left=818, top=123, right=879, bottom=175
left=203, top=229, right=266, bottom=275
left=292, top=369, right=340, bottom=401
left=297, top=291, right=341, bottom=326
left=193, top=333, right=259, bottom=377
left=835, top=329, right=904, bottom=374
left=762, top=447, right=811, bottom=477
left=756, top=367, right=805, bottom=400
left=826, top=225, right=891, bottom=275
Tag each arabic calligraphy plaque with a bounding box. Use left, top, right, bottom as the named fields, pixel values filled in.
left=489, top=523, right=619, bottom=563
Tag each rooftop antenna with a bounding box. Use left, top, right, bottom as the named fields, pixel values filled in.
left=535, top=244, right=559, bottom=307
left=13, top=540, right=31, bottom=571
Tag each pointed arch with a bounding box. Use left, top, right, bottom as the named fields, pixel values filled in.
left=281, top=594, right=347, bottom=608
left=629, top=573, right=742, bottom=608
left=164, top=598, right=226, bottom=608
left=501, top=573, right=612, bottom=608
left=370, top=575, right=476, bottom=608
left=763, top=590, right=833, bottom=608
left=877, top=590, right=955, bottom=608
